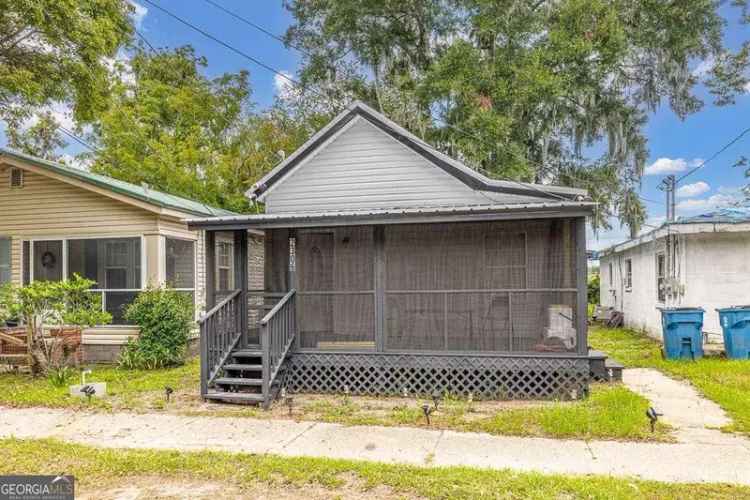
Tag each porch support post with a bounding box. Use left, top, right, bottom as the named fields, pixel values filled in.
left=234, top=229, right=248, bottom=348
left=374, top=225, right=385, bottom=352
left=575, top=217, right=588, bottom=355
left=205, top=230, right=216, bottom=310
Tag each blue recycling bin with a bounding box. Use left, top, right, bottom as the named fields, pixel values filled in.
left=659, top=308, right=705, bottom=360
left=716, top=306, right=750, bottom=360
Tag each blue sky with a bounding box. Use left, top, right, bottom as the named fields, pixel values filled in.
left=2, top=1, right=749, bottom=251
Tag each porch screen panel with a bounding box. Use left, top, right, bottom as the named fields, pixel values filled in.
left=384, top=219, right=578, bottom=353
left=297, top=226, right=375, bottom=349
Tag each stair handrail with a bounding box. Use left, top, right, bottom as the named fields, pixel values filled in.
left=260, top=289, right=296, bottom=404
left=199, top=289, right=242, bottom=397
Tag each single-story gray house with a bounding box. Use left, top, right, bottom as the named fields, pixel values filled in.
left=599, top=207, right=750, bottom=340
left=187, top=101, right=600, bottom=407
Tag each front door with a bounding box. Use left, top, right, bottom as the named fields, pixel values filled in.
left=32, top=240, right=63, bottom=282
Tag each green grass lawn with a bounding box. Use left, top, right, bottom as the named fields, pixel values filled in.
left=2, top=438, right=746, bottom=499
left=0, top=357, right=199, bottom=410
left=589, top=324, right=750, bottom=434
left=298, top=383, right=670, bottom=441
left=0, top=356, right=670, bottom=441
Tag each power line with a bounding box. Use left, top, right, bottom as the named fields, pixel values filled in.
left=140, top=0, right=577, bottom=202
left=135, top=29, right=157, bottom=53
left=139, top=0, right=341, bottom=111
left=200, top=0, right=311, bottom=57
left=675, top=126, right=750, bottom=183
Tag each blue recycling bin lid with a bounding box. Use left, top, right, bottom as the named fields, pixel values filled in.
left=716, top=305, right=750, bottom=312
left=657, top=307, right=705, bottom=312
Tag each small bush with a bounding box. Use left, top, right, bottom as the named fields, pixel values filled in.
left=588, top=273, right=600, bottom=305
left=47, top=366, right=75, bottom=387
left=119, top=288, right=194, bottom=369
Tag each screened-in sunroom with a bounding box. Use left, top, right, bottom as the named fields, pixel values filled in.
left=187, top=102, right=597, bottom=407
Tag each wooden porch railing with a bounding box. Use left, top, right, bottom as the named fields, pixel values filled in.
left=260, top=289, right=296, bottom=402
left=199, top=289, right=242, bottom=397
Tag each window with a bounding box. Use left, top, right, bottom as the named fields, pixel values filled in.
left=656, top=253, right=666, bottom=302
left=68, top=237, right=141, bottom=324
left=9, top=168, right=23, bottom=188
left=0, top=238, right=10, bottom=285
left=216, top=241, right=234, bottom=292
left=608, top=262, right=613, bottom=286
left=625, top=259, right=632, bottom=289
left=166, top=238, right=195, bottom=310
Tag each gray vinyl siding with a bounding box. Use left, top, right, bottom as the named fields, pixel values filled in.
left=264, top=118, right=543, bottom=213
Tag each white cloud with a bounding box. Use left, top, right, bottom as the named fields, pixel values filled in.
left=129, top=1, right=148, bottom=28
left=644, top=157, right=704, bottom=175
left=745, top=81, right=750, bottom=93
left=103, top=50, right=135, bottom=87
left=274, top=71, right=295, bottom=99
left=676, top=193, right=741, bottom=213
left=676, top=181, right=710, bottom=198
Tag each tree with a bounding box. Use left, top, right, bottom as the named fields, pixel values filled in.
left=0, top=0, right=134, bottom=128
left=0, top=276, right=111, bottom=375
left=88, top=47, right=315, bottom=212
left=4, top=111, right=67, bottom=160
left=284, top=0, right=750, bottom=232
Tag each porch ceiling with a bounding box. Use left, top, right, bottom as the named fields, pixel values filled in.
left=186, top=201, right=596, bottom=230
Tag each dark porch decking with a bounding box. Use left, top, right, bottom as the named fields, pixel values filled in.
left=193, top=206, right=592, bottom=407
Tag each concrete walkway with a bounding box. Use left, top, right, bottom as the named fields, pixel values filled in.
left=2, top=402, right=750, bottom=486
left=622, top=368, right=732, bottom=443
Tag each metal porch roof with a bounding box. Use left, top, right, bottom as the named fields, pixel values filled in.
left=186, top=201, right=596, bottom=230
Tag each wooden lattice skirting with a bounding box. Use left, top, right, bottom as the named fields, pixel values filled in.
left=286, top=352, right=590, bottom=400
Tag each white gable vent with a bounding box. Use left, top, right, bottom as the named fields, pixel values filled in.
left=9, top=168, right=24, bottom=188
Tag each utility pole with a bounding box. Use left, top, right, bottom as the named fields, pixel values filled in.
left=658, top=175, right=678, bottom=298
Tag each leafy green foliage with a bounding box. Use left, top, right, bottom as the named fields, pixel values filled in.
left=0, top=276, right=111, bottom=374
left=86, top=46, right=316, bottom=212
left=588, top=273, right=600, bottom=305
left=46, top=366, right=75, bottom=388
left=4, top=111, right=68, bottom=160
left=119, top=288, right=194, bottom=369
left=0, top=0, right=133, bottom=128
left=285, top=0, right=750, bottom=232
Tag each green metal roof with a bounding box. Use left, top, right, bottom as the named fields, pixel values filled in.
left=0, top=148, right=236, bottom=217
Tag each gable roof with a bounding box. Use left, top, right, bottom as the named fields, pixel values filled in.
left=247, top=101, right=588, bottom=203
left=0, top=148, right=236, bottom=217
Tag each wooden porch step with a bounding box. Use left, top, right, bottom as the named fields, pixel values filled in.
left=232, top=349, right=263, bottom=357
left=204, top=391, right=265, bottom=403
left=215, top=377, right=263, bottom=386
left=223, top=363, right=262, bottom=371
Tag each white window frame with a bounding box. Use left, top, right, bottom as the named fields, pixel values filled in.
left=25, top=234, right=146, bottom=327
left=656, top=252, right=666, bottom=303
left=0, top=236, right=11, bottom=286
left=164, top=235, right=198, bottom=316
left=216, top=240, right=234, bottom=291
left=624, top=259, right=632, bottom=290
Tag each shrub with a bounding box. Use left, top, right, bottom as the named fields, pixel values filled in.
left=588, top=273, right=600, bottom=305
left=47, top=366, right=75, bottom=387
left=119, top=288, right=194, bottom=369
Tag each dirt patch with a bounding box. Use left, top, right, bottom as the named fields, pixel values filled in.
left=78, top=475, right=417, bottom=499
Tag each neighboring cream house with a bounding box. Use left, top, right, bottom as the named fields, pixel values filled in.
left=599, top=208, right=750, bottom=340
left=0, top=148, right=237, bottom=361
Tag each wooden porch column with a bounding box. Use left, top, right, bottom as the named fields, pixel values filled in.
left=234, top=229, right=248, bottom=348
left=204, top=230, right=216, bottom=310
left=576, top=217, right=588, bottom=355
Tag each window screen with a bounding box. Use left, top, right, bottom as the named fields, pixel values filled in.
left=166, top=238, right=195, bottom=289
left=0, top=238, right=10, bottom=285
left=296, top=226, right=375, bottom=349
left=384, top=219, right=578, bottom=353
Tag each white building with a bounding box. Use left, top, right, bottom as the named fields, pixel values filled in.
left=599, top=208, right=750, bottom=340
